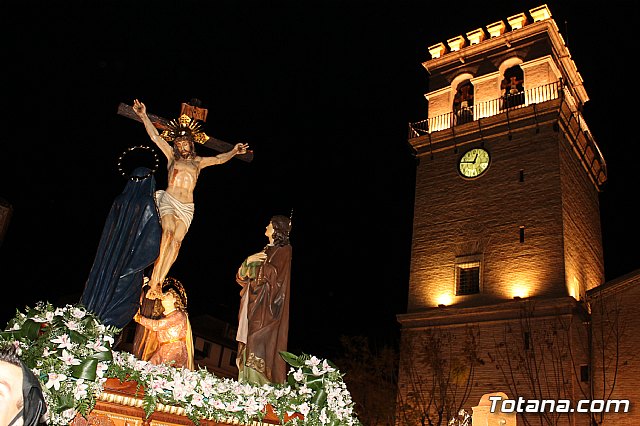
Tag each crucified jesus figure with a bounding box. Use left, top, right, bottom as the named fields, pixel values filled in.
left=133, top=99, right=249, bottom=299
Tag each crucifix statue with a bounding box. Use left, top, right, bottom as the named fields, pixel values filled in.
left=118, top=99, right=251, bottom=299
left=117, top=99, right=253, bottom=162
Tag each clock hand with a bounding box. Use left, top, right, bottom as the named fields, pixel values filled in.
left=461, top=153, right=479, bottom=164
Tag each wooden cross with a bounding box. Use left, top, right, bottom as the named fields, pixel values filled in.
left=117, top=101, right=253, bottom=162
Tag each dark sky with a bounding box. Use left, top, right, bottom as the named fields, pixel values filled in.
left=1, top=0, right=637, bottom=359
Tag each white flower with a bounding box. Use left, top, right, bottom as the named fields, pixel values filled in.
left=293, top=368, right=305, bottom=382
left=298, top=402, right=311, bottom=416
left=103, top=335, right=115, bottom=346
left=244, top=396, right=264, bottom=415
left=64, top=319, right=81, bottom=331
left=51, top=334, right=73, bottom=350
left=86, top=339, right=109, bottom=352
left=322, top=359, right=335, bottom=373
left=327, top=386, right=342, bottom=400
left=241, top=382, right=256, bottom=396
left=225, top=400, right=243, bottom=412
left=199, top=380, right=214, bottom=397
left=96, top=362, right=108, bottom=378
left=59, top=349, right=81, bottom=366
left=190, top=392, right=204, bottom=407
left=45, top=372, right=67, bottom=390
left=71, top=307, right=86, bottom=319
left=304, top=355, right=322, bottom=368
left=151, top=377, right=170, bottom=391
left=74, top=380, right=89, bottom=399
left=134, top=359, right=149, bottom=371
left=319, top=407, right=329, bottom=424
left=299, top=384, right=313, bottom=396
left=212, top=399, right=226, bottom=409
left=12, top=343, right=22, bottom=356
left=171, top=380, right=192, bottom=402
left=61, top=408, right=77, bottom=422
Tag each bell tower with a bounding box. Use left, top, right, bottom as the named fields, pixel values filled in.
left=405, top=4, right=605, bottom=309
left=397, top=4, right=606, bottom=423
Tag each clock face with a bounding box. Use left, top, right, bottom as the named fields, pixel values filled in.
left=458, top=148, right=490, bottom=178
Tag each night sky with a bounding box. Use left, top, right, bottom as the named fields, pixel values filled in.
left=1, top=0, right=637, bottom=359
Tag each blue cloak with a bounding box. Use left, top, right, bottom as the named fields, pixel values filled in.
left=80, top=167, right=162, bottom=328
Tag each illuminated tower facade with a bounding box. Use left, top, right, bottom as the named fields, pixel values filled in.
left=397, top=5, right=607, bottom=424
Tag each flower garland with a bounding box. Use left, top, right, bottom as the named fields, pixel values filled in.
left=0, top=302, right=362, bottom=426
left=0, top=302, right=117, bottom=424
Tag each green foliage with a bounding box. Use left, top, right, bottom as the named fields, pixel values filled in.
left=280, top=350, right=362, bottom=426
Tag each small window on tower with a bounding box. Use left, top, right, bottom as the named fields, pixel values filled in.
left=524, top=331, right=531, bottom=350
left=580, top=365, right=589, bottom=382
left=455, top=259, right=482, bottom=295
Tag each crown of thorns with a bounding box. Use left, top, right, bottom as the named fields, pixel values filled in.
left=161, top=114, right=210, bottom=144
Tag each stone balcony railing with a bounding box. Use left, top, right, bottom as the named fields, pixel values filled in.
left=408, top=82, right=561, bottom=137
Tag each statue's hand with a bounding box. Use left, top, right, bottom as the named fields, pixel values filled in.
left=145, top=287, right=163, bottom=300
left=246, top=251, right=267, bottom=264
left=133, top=99, right=146, bottom=117
left=235, top=142, right=249, bottom=155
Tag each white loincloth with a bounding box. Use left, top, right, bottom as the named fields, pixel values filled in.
left=154, top=190, right=195, bottom=230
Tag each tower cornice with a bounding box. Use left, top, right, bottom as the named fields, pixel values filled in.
left=423, top=15, right=588, bottom=106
